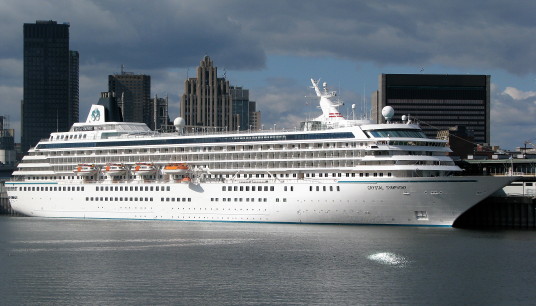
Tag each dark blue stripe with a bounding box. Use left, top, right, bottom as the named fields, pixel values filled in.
left=6, top=182, right=59, bottom=185
left=36, top=132, right=355, bottom=150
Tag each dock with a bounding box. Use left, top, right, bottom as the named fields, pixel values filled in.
left=454, top=196, right=536, bottom=229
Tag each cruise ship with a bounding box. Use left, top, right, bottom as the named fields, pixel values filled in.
left=5, top=79, right=515, bottom=226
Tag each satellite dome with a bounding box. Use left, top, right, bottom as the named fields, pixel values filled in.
left=401, top=115, right=407, bottom=122
left=382, top=106, right=395, bottom=121
left=173, top=117, right=185, bottom=127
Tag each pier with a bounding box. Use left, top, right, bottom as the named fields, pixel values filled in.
left=0, top=181, right=16, bottom=215
left=454, top=196, right=536, bottom=229
left=0, top=165, right=17, bottom=215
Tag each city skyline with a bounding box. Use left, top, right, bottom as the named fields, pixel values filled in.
left=1, top=1, right=536, bottom=150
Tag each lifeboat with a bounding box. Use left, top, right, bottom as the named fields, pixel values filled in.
left=102, top=163, right=127, bottom=176
left=73, top=164, right=97, bottom=177
left=163, top=163, right=189, bottom=175
left=180, top=177, right=191, bottom=183
left=133, top=163, right=156, bottom=176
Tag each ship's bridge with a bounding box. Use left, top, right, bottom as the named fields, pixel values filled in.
left=360, top=124, right=427, bottom=138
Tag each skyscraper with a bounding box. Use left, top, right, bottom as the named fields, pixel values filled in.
left=149, top=95, right=171, bottom=131
left=0, top=116, right=15, bottom=166
left=231, top=86, right=258, bottom=130
left=181, top=56, right=234, bottom=130
left=69, top=50, right=79, bottom=126
left=22, top=20, right=79, bottom=152
left=108, top=70, right=151, bottom=126
left=371, top=74, right=490, bottom=144
left=181, top=56, right=259, bottom=131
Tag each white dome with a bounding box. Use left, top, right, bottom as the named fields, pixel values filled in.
left=381, top=106, right=395, bottom=121
left=173, top=117, right=185, bottom=127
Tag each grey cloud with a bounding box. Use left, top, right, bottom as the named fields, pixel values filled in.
left=224, top=0, right=536, bottom=74
left=2, top=0, right=536, bottom=73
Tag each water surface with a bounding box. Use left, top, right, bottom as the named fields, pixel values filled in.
left=0, top=217, right=534, bottom=305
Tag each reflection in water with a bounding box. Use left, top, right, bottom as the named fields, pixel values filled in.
left=367, top=252, right=408, bottom=267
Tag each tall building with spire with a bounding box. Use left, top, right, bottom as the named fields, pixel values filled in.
left=22, top=20, right=79, bottom=152
left=180, top=56, right=259, bottom=131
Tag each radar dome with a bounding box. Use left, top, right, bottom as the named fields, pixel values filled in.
left=173, top=117, right=185, bottom=132
left=382, top=106, right=395, bottom=121
left=401, top=115, right=407, bottom=122
left=173, top=117, right=185, bottom=127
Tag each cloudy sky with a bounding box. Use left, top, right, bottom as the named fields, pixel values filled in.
left=1, top=0, right=536, bottom=149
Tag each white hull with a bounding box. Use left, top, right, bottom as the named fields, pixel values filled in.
left=6, top=176, right=515, bottom=226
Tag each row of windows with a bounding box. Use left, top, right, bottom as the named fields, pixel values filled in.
left=399, top=110, right=485, bottom=115
left=19, top=186, right=85, bottom=192
left=27, top=176, right=78, bottom=180
left=388, top=99, right=485, bottom=105
left=162, top=198, right=192, bottom=202
left=310, top=186, right=341, bottom=192
left=96, top=185, right=171, bottom=192
left=412, top=116, right=485, bottom=120
left=368, top=130, right=427, bottom=138
left=87, top=197, right=154, bottom=202
left=222, top=185, right=275, bottom=192
left=210, top=197, right=287, bottom=203
left=391, top=105, right=485, bottom=110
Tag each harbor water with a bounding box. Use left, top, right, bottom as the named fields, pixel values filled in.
left=0, top=216, right=535, bottom=305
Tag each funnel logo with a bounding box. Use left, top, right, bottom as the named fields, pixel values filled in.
left=91, top=109, right=100, bottom=122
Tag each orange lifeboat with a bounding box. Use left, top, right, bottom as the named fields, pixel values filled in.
left=102, top=163, right=126, bottom=176
left=180, top=177, right=191, bottom=183
left=163, top=163, right=189, bottom=175
left=73, top=164, right=97, bottom=177
left=133, top=163, right=156, bottom=176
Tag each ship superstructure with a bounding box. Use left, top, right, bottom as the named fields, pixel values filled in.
left=5, top=79, right=515, bottom=226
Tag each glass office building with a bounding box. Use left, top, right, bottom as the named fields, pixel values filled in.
left=22, top=20, right=79, bottom=152
left=372, top=74, right=490, bottom=144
